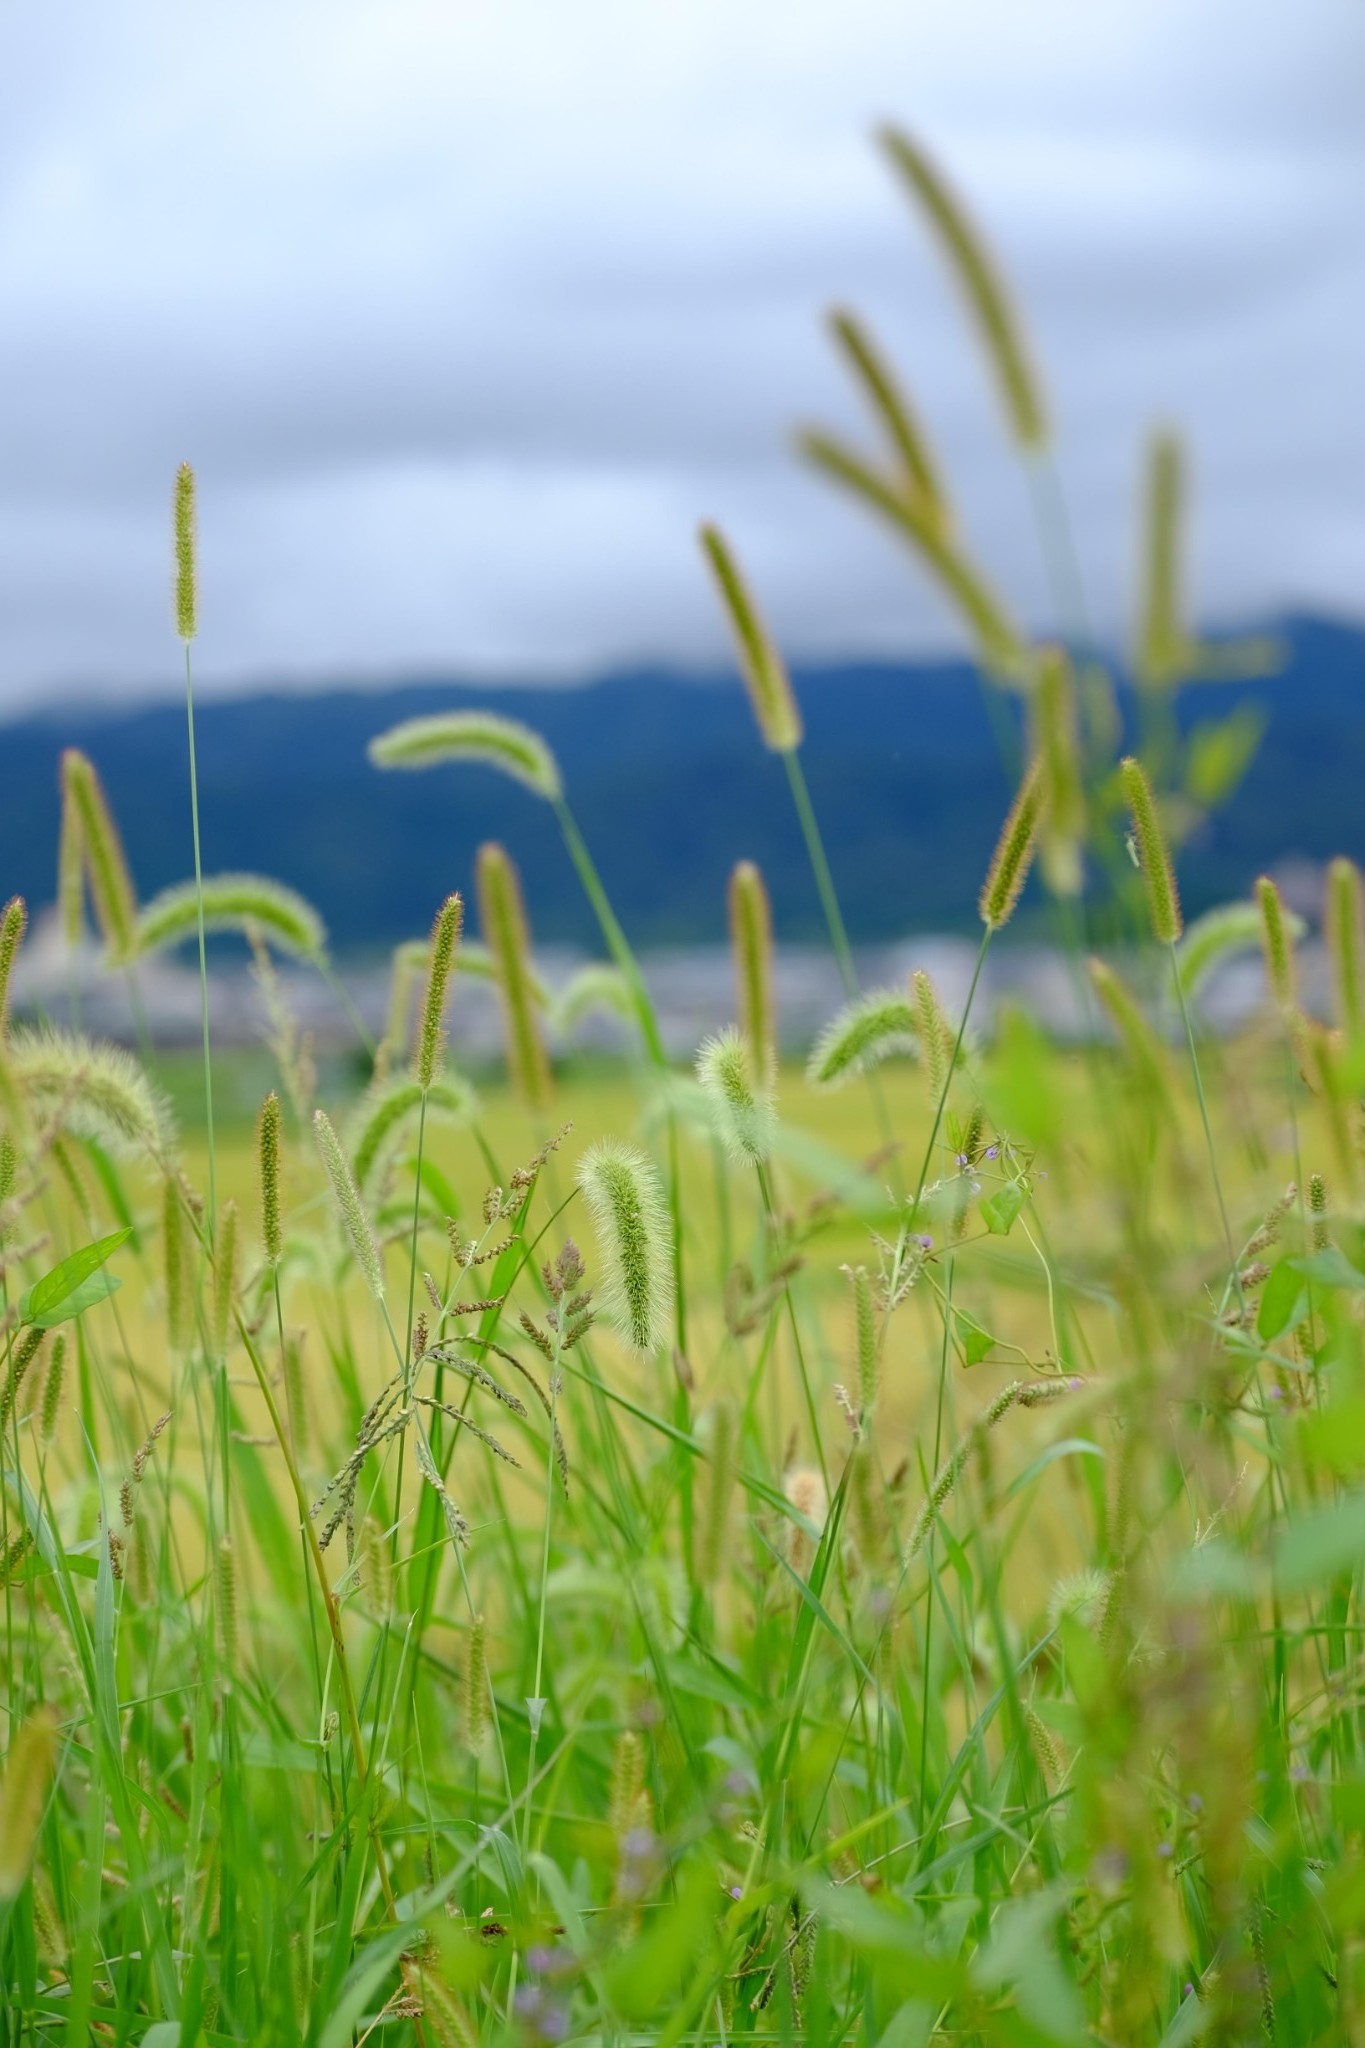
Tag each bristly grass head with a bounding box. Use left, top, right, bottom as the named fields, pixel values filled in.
left=807, top=989, right=917, bottom=1089
left=1326, top=856, right=1365, bottom=1042
left=1179, top=898, right=1304, bottom=1006
left=696, top=1025, right=775, bottom=1164
left=911, top=967, right=956, bottom=1108
left=878, top=124, right=1047, bottom=450
left=0, top=898, right=26, bottom=1039
left=578, top=1140, right=673, bottom=1355
left=478, top=843, right=552, bottom=1114
left=728, top=859, right=777, bottom=1090
left=258, top=1091, right=283, bottom=1266
left=1255, top=875, right=1298, bottom=1015
left=1137, top=428, right=1185, bottom=690
left=979, top=758, right=1042, bottom=931
left=61, top=750, right=138, bottom=965
left=314, top=1109, right=385, bottom=1301
left=367, top=709, right=561, bottom=801
left=698, top=524, right=803, bottom=753
left=553, top=963, right=634, bottom=1039
left=1120, top=756, right=1183, bottom=944
left=10, top=1025, right=174, bottom=1158
left=348, top=1071, right=475, bottom=1199
left=796, top=430, right=1025, bottom=678
left=134, top=875, right=326, bottom=961
left=825, top=306, right=949, bottom=521
left=415, top=892, right=462, bottom=1091
left=1031, top=646, right=1084, bottom=897
left=173, top=461, right=198, bottom=642
left=0, top=1706, right=58, bottom=1901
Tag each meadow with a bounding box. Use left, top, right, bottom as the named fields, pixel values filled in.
left=4, top=128, right=1365, bottom=2048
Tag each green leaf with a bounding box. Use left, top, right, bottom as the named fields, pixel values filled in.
left=24, top=1270, right=124, bottom=1330
left=1257, top=1257, right=1309, bottom=1340
left=953, top=1310, right=996, bottom=1366
left=19, top=1228, right=131, bottom=1327
left=1300, top=1403, right=1365, bottom=1478
left=979, top=1183, right=1025, bottom=1236
left=1273, top=1490, right=1365, bottom=1591
left=1289, top=1247, right=1365, bottom=1291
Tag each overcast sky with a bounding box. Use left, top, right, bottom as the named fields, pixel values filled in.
left=0, top=0, right=1361, bottom=707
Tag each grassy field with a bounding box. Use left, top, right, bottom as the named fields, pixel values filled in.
left=6, top=124, right=1365, bottom=2048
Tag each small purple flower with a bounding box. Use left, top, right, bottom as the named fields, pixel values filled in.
left=985, top=1145, right=999, bottom=1160
left=917, top=1234, right=933, bottom=1251
left=955, top=1151, right=969, bottom=1167
left=729, top=1884, right=742, bottom=1899
left=1156, top=1841, right=1173, bottom=1860
left=1188, top=1793, right=1203, bottom=1813
left=515, top=1984, right=571, bottom=2040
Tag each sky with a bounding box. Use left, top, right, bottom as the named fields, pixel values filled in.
left=0, top=0, right=1361, bottom=707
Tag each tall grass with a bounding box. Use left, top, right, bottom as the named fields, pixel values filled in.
left=1, top=127, right=1360, bottom=2048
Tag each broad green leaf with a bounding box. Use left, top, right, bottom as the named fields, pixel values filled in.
left=19, top=1227, right=130, bottom=1327
left=24, top=1270, right=123, bottom=1330
left=1289, top=1247, right=1365, bottom=1291
left=1257, top=1257, right=1308, bottom=1340
left=1300, top=1404, right=1365, bottom=1478
left=953, top=1309, right=995, bottom=1365
left=980, top=1183, right=1025, bottom=1236
left=1273, top=1489, right=1365, bottom=1591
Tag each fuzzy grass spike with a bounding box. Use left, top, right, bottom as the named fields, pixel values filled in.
left=729, top=859, right=777, bottom=1090
left=415, top=892, right=462, bottom=1090
left=878, top=124, right=1047, bottom=450
left=699, top=524, right=803, bottom=753
left=368, top=709, right=561, bottom=800
left=695, top=1025, right=774, bottom=1164
left=314, top=1109, right=385, bottom=1301
left=807, top=989, right=917, bottom=1089
left=1120, top=756, right=1183, bottom=944
left=578, top=1141, right=673, bottom=1355
left=135, top=875, right=326, bottom=960
left=478, top=843, right=551, bottom=1113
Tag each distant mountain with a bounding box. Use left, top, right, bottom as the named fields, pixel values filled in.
left=2, top=614, right=1362, bottom=955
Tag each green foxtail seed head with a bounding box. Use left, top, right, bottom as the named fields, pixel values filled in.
left=57, top=785, right=84, bottom=949
left=553, top=963, right=634, bottom=1038
left=1255, top=876, right=1297, bottom=1015
left=878, top=125, right=1047, bottom=450
left=979, top=759, right=1043, bottom=931
left=0, top=1706, right=58, bottom=1901
left=173, top=461, right=197, bottom=641
left=349, top=1073, right=474, bottom=1198
left=1119, top=756, right=1182, bottom=944
left=699, top=524, right=803, bottom=752
left=0, top=898, right=26, bottom=1038
left=807, top=988, right=917, bottom=1089
left=135, top=875, right=326, bottom=960
left=700, top=1397, right=738, bottom=1587
left=258, top=1092, right=283, bottom=1266
left=283, top=1333, right=307, bottom=1452
left=477, top=843, right=551, bottom=1114
left=578, top=1140, right=673, bottom=1355
left=216, top=1536, right=238, bottom=1678
left=0, top=1132, right=14, bottom=1209
left=609, top=1730, right=648, bottom=1844
left=798, top=430, right=1026, bottom=678
left=61, top=750, right=137, bottom=965
left=1326, top=857, right=1365, bottom=1042
left=0, top=1330, right=44, bottom=1434
left=911, top=968, right=956, bottom=1110
left=212, top=1198, right=238, bottom=1359
left=1137, top=429, right=1185, bottom=689
left=728, top=860, right=777, bottom=1090
left=314, top=1108, right=384, bottom=1300
left=695, top=1025, right=774, bottom=1163
left=1031, top=646, right=1083, bottom=897
left=1178, top=898, right=1304, bottom=1006
left=1086, top=957, right=1170, bottom=1100
left=415, top=891, right=462, bottom=1090
left=849, top=1264, right=878, bottom=1416
left=367, top=709, right=561, bottom=801
left=40, top=1336, right=65, bottom=1445
left=463, top=1614, right=488, bottom=1754
left=9, top=1026, right=173, bottom=1158
left=163, top=1180, right=190, bottom=1354
left=826, top=306, right=949, bottom=520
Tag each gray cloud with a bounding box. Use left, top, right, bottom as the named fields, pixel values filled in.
left=0, top=0, right=1361, bottom=704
